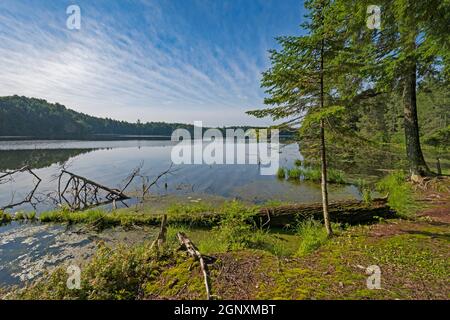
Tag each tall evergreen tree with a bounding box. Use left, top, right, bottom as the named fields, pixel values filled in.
left=331, top=0, right=450, bottom=177
left=248, top=0, right=349, bottom=236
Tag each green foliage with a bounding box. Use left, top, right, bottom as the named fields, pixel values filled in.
left=12, top=242, right=164, bottom=300
left=276, top=167, right=286, bottom=179
left=26, top=211, right=36, bottom=220
left=376, top=171, right=418, bottom=217
left=287, top=167, right=302, bottom=180
left=424, top=125, right=450, bottom=148
left=38, top=208, right=162, bottom=229
left=356, top=179, right=373, bottom=204
left=300, top=167, right=322, bottom=182
left=15, top=212, right=25, bottom=220
left=215, top=201, right=256, bottom=250
left=327, top=168, right=346, bottom=184
left=295, top=219, right=330, bottom=256
left=301, top=106, right=346, bottom=131
left=0, top=96, right=197, bottom=138
left=296, top=166, right=346, bottom=184
left=294, top=159, right=302, bottom=167
left=246, top=0, right=350, bottom=134
left=0, top=211, right=12, bottom=224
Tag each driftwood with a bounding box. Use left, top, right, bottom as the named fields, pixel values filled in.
left=150, top=214, right=168, bottom=254
left=177, top=232, right=212, bottom=300
left=0, top=166, right=42, bottom=210
left=59, top=170, right=130, bottom=210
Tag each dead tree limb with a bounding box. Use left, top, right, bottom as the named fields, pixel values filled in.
left=61, top=170, right=129, bottom=199
left=142, top=163, right=175, bottom=195
left=177, top=232, right=212, bottom=300
left=150, top=214, right=168, bottom=254
left=0, top=166, right=42, bottom=210
left=58, top=170, right=130, bottom=211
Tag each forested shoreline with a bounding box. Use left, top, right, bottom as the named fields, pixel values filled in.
left=0, top=96, right=196, bottom=138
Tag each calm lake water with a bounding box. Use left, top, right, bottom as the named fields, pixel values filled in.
left=0, top=139, right=360, bottom=288
left=0, top=140, right=361, bottom=213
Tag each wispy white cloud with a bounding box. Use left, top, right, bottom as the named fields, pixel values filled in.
left=0, top=0, right=302, bottom=126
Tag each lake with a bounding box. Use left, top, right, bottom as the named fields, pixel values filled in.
left=0, top=139, right=361, bottom=213
left=0, top=139, right=361, bottom=287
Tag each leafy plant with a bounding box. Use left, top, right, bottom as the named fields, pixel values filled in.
left=287, top=167, right=302, bottom=180
left=295, top=219, right=330, bottom=256
left=276, top=167, right=286, bottom=179
left=376, top=171, right=418, bottom=217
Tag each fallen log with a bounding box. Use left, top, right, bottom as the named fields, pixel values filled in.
left=166, top=198, right=395, bottom=228
left=252, top=198, right=395, bottom=228
left=177, top=232, right=212, bottom=300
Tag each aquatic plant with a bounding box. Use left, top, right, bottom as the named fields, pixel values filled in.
left=0, top=210, right=12, bottom=224
left=276, top=167, right=286, bottom=179
left=287, top=167, right=302, bottom=180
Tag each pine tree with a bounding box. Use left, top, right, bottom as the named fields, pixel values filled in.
left=332, top=0, right=450, bottom=177
left=248, top=0, right=350, bottom=236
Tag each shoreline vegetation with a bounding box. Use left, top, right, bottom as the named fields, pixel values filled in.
left=1, top=173, right=449, bottom=300
left=0, top=172, right=450, bottom=299
left=1, top=197, right=393, bottom=229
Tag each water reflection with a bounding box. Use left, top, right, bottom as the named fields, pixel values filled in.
left=0, top=140, right=360, bottom=213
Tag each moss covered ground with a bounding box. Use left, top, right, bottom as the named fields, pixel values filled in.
left=2, top=176, right=449, bottom=300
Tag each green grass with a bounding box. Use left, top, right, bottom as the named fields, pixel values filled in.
left=356, top=178, right=373, bottom=204
left=287, top=167, right=302, bottom=180
left=276, top=167, right=286, bottom=179
left=376, top=171, right=419, bottom=217
left=8, top=242, right=168, bottom=300
left=295, top=219, right=330, bottom=256
left=284, top=166, right=346, bottom=184
left=0, top=211, right=12, bottom=224
left=327, top=168, right=346, bottom=184
left=301, top=167, right=322, bottom=182
left=6, top=212, right=449, bottom=300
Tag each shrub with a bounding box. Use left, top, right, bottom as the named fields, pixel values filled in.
left=327, top=168, right=346, bottom=184
left=276, top=167, right=286, bottom=179
left=287, top=167, right=302, bottom=180
left=0, top=211, right=12, bottom=224
left=215, top=201, right=257, bottom=250
left=295, top=219, right=329, bottom=256
left=11, top=242, right=162, bottom=300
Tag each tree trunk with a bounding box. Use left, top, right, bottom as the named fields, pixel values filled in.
left=402, top=60, right=430, bottom=177
left=320, top=37, right=332, bottom=237
left=320, top=120, right=332, bottom=236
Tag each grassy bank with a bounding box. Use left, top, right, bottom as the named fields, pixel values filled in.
left=1, top=174, right=448, bottom=300
left=5, top=203, right=448, bottom=300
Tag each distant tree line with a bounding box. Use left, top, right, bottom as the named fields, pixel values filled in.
left=0, top=96, right=196, bottom=138
left=0, top=96, right=290, bottom=139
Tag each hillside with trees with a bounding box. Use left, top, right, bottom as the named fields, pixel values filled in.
left=0, top=96, right=195, bottom=139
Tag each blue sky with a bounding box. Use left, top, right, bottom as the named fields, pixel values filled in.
left=0, top=0, right=306, bottom=126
